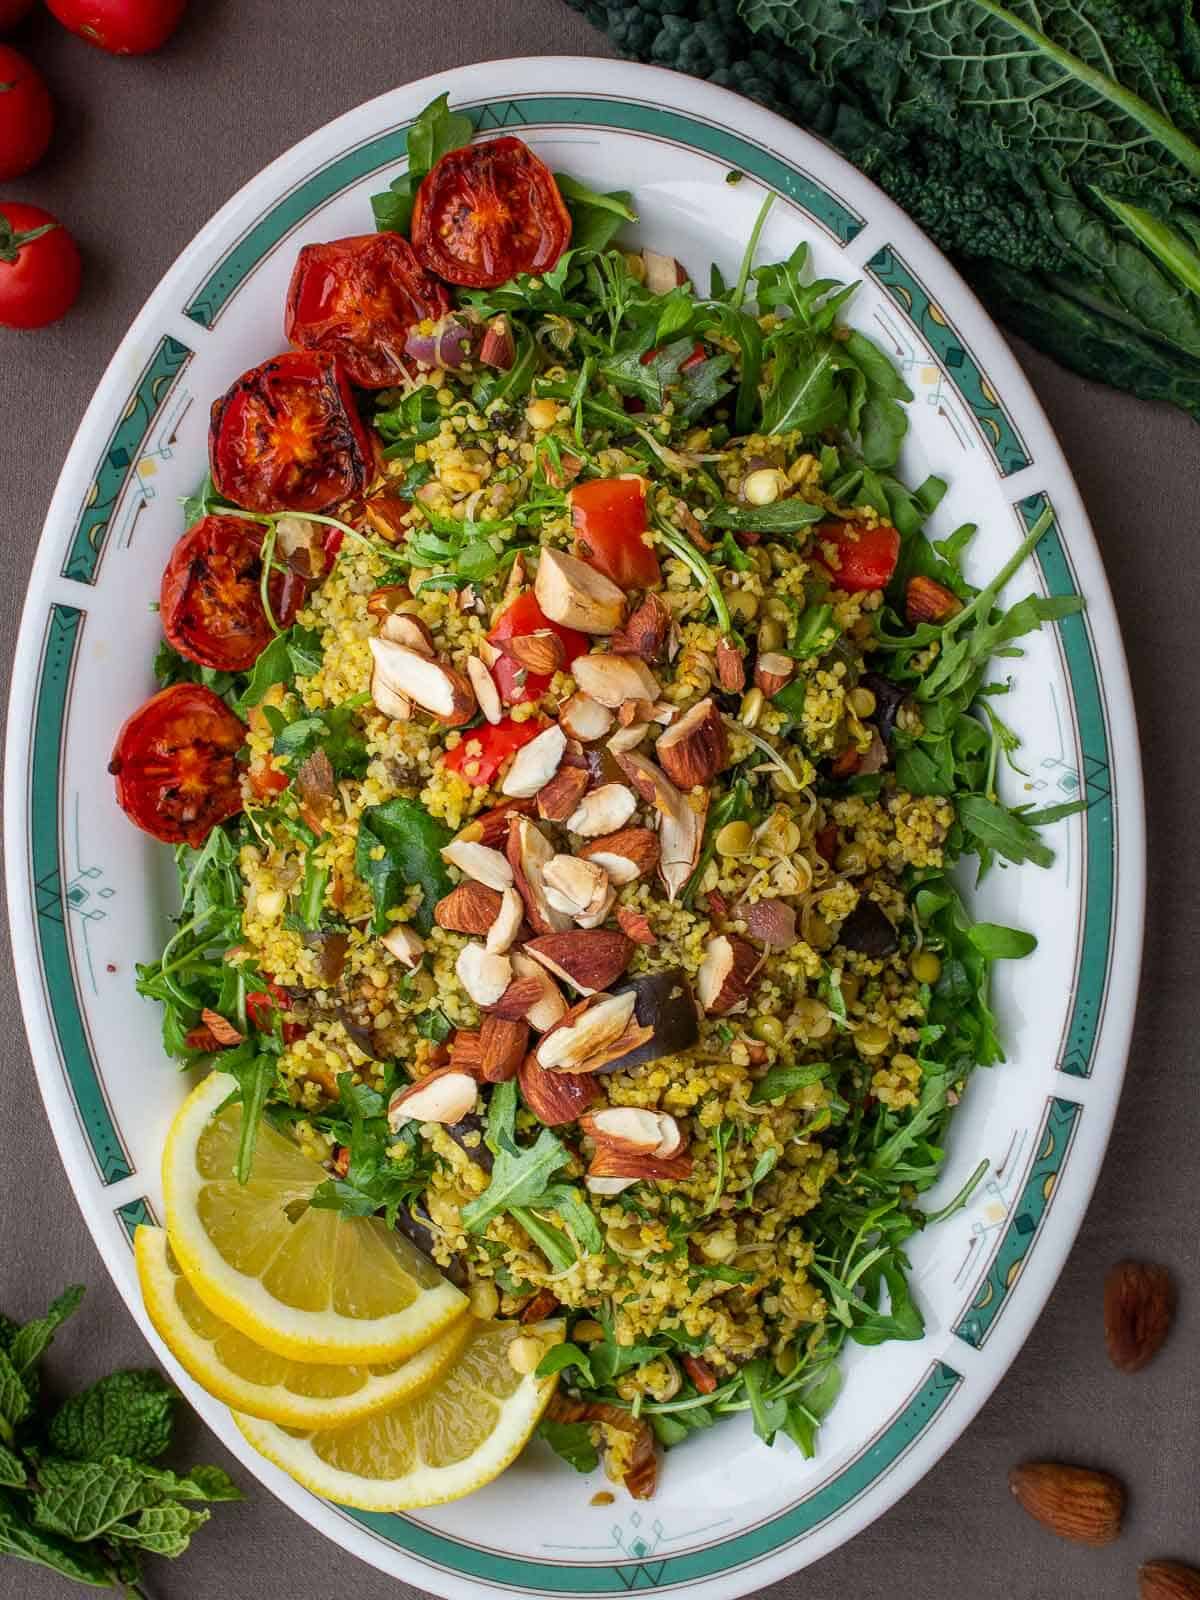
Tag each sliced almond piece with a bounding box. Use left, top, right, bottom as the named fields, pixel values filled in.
left=368, top=637, right=476, bottom=726
left=434, top=880, right=502, bottom=934
left=588, top=1143, right=694, bottom=1182
left=535, top=764, right=590, bottom=823
left=566, top=782, right=637, bottom=838
left=518, top=1053, right=601, bottom=1127
left=501, top=630, right=565, bottom=675
left=696, top=933, right=760, bottom=1015
left=388, top=1066, right=478, bottom=1130
left=716, top=637, right=746, bottom=693
left=580, top=1106, right=664, bottom=1154
left=479, top=1015, right=529, bottom=1083
left=571, top=653, right=661, bottom=709
left=616, top=905, right=657, bottom=946
left=586, top=1174, right=637, bottom=1195
left=536, top=991, right=637, bottom=1072
left=543, top=854, right=613, bottom=925
left=523, top=930, right=633, bottom=996
left=510, top=951, right=568, bottom=1031
left=607, top=722, right=651, bottom=754
left=655, top=698, right=728, bottom=789
left=535, top=548, right=626, bottom=635
left=485, top=885, right=524, bottom=955
left=578, top=826, right=660, bottom=884
left=559, top=693, right=615, bottom=743
left=659, top=790, right=704, bottom=904
left=456, top=798, right=532, bottom=850
left=466, top=655, right=503, bottom=725
left=379, top=612, right=435, bottom=655
left=485, top=975, right=547, bottom=1021
left=506, top=814, right=572, bottom=935
left=612, top=747, right=680, bottom=814
left=501, top=724, right=567, bottom=798
left=653, top=1114, right=683, bottom=1158
left=611, top=592, right=671, bottom=662
left=449, top=1030, right=484, bottom=1073
left=455, top=943, right=512, bottom=1007
left=754, top=651, right=795, bottom=697
left=370, top=658, right=413, bottom=722
left=380, top=925, right=424, bottom=968
left=440, top=839, right=514, bottom=892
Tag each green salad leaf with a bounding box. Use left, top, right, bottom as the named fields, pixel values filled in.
left=355, top=797, right=454, bottom=935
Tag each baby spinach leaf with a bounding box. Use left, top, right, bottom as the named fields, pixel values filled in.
left=371, top=93, right=473, bottom=234
left=555, top=175, right=637, bottom=252
left=966, top=922, right=1038, bottom=959
left=537, top=1419, right=599, bottom=1474
left=355, top=797, right=454, bottom=935
left=749, top=1062, right=830, bottom=1103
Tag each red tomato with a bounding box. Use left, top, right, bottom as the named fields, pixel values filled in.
left=0, top=45, right=52, bottom=179
left=209, top=351, right=374, bottom=516
left=569, top=476, right=661, bottom=591
left=441, top=716, right=542, bottom=788
left=411, top=135, right=571, bottom=288
left=161, top=514, right=306, bottom=672
left=0, top=203, right=81, bottom=329
left=0, top=1, right=36, bottom=30
left=247, top=760, right=287, bottom=800
left=109, top=684, right=246, bottom=846
left=640, top=340, right=707, bottom=371
left=284, top=231, right=450, bottom=389
left=813, top=521, right=901, bottom=593
left=44, top=0, right=186, bottom=53
left=486, top=589, right=586, bottom=707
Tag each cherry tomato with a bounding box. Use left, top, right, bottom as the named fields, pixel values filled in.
left=569, top=476, right=661, bottom=591
left=441, top=716, right=542, bottom=788
left=284, top=231, right=450, bottom=389
left=0, top=45, right=52, bottom=179
left=486, top=589, right=586, bottom=707
left=813, top=521, right=901, bottom=593
left=640, top=340, right=707, bottom=372
left=109, top=684, right=246, bottom=846
left=0, top=1, right=36, bottom=31
left=0, top=203, right=81, bottom=329
left=247, top=760, right=287, bottom=800
left=160, top=514, right=306, bottom=672
left=246, top=983, right=303, bottom=1041
left=411, top=135, right=571, bottom=289
left=44, top=0, right=186, bottom=54
left=209, top=351, right=374, bottom=516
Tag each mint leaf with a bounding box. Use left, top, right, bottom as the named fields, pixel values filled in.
left=32, top=1457, right=155, bottom=1543
left=0, top=1349, right=31, bottom=1437
left=108, top=1502, right=209, bottom=1558
left=48, top=1371, right=177, bottom=1464
left=0, top=1487, right=118, bottom=1586
left=0, top=1444, right=25, bottom=1489
left=8, top=1284, right=83, bottom=1379
left=139, top=1463, right=242, bottom=1503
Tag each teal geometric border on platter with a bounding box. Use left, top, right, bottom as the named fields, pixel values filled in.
left=61, top=334, right=193, bottom=586
left=30, top=605, right=133, bottom=1184
left=1020, top=494, right=1115, bottom=1080
left=340, top=1363, right=961, bottom=1591
left=115, top=1197, right=159, bottom=1244
left=867, top=246, right=1032, bottom=477
left=184, top=95, right=864, bottom=328
left=954, top=1098, right=1081, bottom=1349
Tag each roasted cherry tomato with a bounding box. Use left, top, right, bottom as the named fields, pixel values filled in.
left=0, top=45, right=53, bottom=180
left=0, top=1, right=36, bottom=30
left=569, top=476, right=661, bottom=591
left=0, top=204, right=81, bottom=329
left=486, top=589, right=586, bottom=707
left=160, top=514, right=306, bottom=672
left=411, top=135, right=571, bottom=288
left=441, top=716, right=542, bottom=788
left=109, top=684, right=246, bottom=846
left=284, top=231, right=450, bottom=389
left=247, top=760, right=287, bottom=800
left=813, top=521, right=901, bottom=593
left=44, top=0, right=186, bottom=54
left=209, top=351, right=374, bottom=516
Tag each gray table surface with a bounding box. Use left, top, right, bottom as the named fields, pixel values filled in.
left=1, top=2, right=1197, bottom=1596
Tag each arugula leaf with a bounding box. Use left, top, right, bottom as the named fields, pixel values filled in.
left=706, top=500, right=824, bottom=534
left=233, top=624, right=323, bottom=715
left=461, top=1081, right=571, bottom=1234
left=537, top=1419, right=599, bottom=1474
left=742, top=1358, right=788, bottom=1444
left=48, top=1372, right=177, bottom=1465
left=370, top=93, right=473, bottom=234
left=271, top=698, right=367, bottom=778
left=554, top=175, right=637, bottom=252
left=218, top=1041, right=279, bottom=1185
left=956, top=794, right=1055, bottom=870
left=585, top=1334, right=665, bottom=1389
left=309, top=1076, right=435, bottom=1226
left=538, top=1184, right=604, bottom=1257
left=355, top=797, right=454, bottom=935
left=535, top=1343, right=595, bottom=1385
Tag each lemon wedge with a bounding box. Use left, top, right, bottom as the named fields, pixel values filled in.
left=135, top=1224, right=469, bottom=1427
left=162, top=1070, right=466, bottom=1364
left=233, top=1318, right=562, bottom=1510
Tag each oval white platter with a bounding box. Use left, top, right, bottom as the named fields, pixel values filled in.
left=4, top=54, right=1144, bottom=1600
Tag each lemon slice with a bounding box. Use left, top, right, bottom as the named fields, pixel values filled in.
left=162, top=1070, right=466, bottom=1364
left=135, top=1225, right=469, bottom=1427
left=234, top=1318, right=562, bottom=1510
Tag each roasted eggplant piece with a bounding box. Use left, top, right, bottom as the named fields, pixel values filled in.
left=859, top=672, right=907, bottom=746
left=606, top=967, right=700, bottom=1072
left=836, top=899, right=899, bottom=958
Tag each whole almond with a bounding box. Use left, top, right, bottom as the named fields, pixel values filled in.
left=1139, top=1561, right=1200, bottom=1600
left=535, top=764, right=590, bottom=823
left=517, top=1053, right=601, bottom=1126
left=1104, top=1260, right=1174, bottom=1373
left=479, top=1015, right=529, bottom=1083
left=434, top=880, right=502, bottom=935
left=503, top=630, right=566, bottom=675
left=1008, top=1461, right=1124, bottom=1546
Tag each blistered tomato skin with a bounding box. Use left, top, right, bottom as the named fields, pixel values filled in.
left=284, top=232, right=450, bottom=388
left=209, top=351, right=375, bottom=515
left=411, top=136, right=571, bottom=288
left=109, top=684, right=246, bottom=846
left=569, top=476, right=661, bottom=591
left=160, top=514, right=306, bottom=672
left=813, top=522, right=901, bottom=593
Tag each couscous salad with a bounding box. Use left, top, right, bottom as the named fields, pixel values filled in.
left=111, top=95, right=1082, bottom=1508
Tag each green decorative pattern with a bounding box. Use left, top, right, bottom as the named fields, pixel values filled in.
left=342, top=1363, right=961, bottom=1590
left=29, top=605, right=132, bottom=1184
left=184, top=96, right=863, bottom=327
left=116, top=1197, right=158, bottom=1244
left=1020, top=494, right=1115, bottom=1079
left=866, top=246, right=1032, bottom=476
left=61, top=335, right=192, bottom=585
left=955, top=1098, right=1081, bottom=1349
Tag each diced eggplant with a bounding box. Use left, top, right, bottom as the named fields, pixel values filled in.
left=605, top=967, right=700, bottom=1072
left=394, top=1206, right=468, bottom=1287
left=859, top=672, right=907, bottom=746
left=836, top=899, right=899, bottom=958
left=444, top=1111, right=494, bottom=1174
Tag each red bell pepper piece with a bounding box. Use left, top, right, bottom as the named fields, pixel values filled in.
left=441, top=716, right=543, bottom=788
left=812, top=522, right=901, bottom=593
left=568, top=476, right=661, bottom=590
left=487, top=590, right=586, bottom=706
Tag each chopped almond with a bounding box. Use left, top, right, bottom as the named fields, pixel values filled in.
left=611, top=592, right=671, bottom=662
left=578, top=826, right=660, bottom=884
left=380, top=925, right=424, bottom=968
left=518, top=1053, right=601, bottom=1126
left=535, top=764, right=590, bottom=823
left=479, top=1015, right=529, bottom=1083
left=440, top=839, right=514, bottom=892
left=388, top=1066, right=478, bottom=1129
left=507, top=814, right=573, bottom=935
left=696, top=933, right=760, bottom=1015
left=510, top=951, right=569, bottom=1031
left=455, top=943, right=512, bottom=1007
left=906, top=574, right=962, bottom=626
left=566, top=782, right=637, bottom=838
left=535, top=548, right=627, bottom=634
left=368, top=638, right=476, bottom=725
left=572, top=653, right=661, bottom=709
left=434, top=880, right=502, bottom=935
left=523, top=930, right=634, bottom=995
left=200, top=1008, right=243, bottom=1047
left=616, top=905, right=657, bottom=946
left=501, top=630, right=566, bottom=675
left=754, top=651, right=795, bottom=697
left=558, top=693, right=615, bottom=743
left=485, top=885, right=525, bottom=955
left=501, top=724, right=567, bottom=798
left=466, top=655, right=503, bottom=724
left=379, top=612, right=435, bottom=655
left=716, top=637, right=746, bottom=693
left=655, top=698, right=728, bottom=788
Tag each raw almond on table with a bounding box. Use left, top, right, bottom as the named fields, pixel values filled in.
left=1139, top=1561, right=1200, bottom=1600
left=1103, top=1259, right=1175, bottom=1373
left=1008, top=1461, right=1124, bottom=1546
